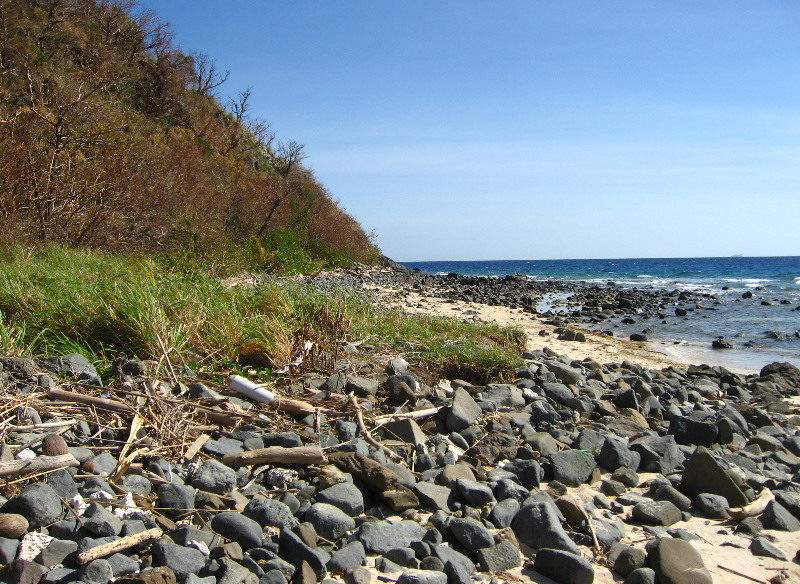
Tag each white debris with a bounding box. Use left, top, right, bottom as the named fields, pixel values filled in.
left=89, top=491, right=113, bottom=502
left=264, top=468, right=298, bottom=488
left=69, top=494, right=88, bottom=517
left=15, top=448, right=36, bottom=460
left=187, top=540, right=210, bottom=555
left=114, top=491, right=149, bottom=519
left=17, top=532, right=53, bottom=561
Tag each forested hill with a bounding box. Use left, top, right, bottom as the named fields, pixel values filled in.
left=0, top=0, right=378, bottom=271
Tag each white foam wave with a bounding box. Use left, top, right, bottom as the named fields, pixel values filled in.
left=721, top=278, right=772, bottom=285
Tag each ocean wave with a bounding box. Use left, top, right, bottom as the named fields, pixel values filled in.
left=636, top=274, right=654, bottom=278
left=721, top=278, right=772, bottom=285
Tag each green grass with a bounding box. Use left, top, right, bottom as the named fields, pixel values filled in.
left=0, top=244, right=524, bottom=383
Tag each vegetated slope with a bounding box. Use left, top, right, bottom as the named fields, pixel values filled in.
left=0, top=0, right=378, bottom=271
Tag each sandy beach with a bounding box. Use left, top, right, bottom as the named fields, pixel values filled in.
left=368, top=284, right=685, bottom=371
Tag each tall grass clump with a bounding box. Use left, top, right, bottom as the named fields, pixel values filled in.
left=0, top=245, right=525, bottom=383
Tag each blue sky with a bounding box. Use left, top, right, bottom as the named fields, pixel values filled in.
left=136, top=1, right=800, bottom=261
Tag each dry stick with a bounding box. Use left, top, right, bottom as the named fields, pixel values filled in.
left=348, top=393, right=404, bottom=464
left=76, top=528, right=163, bottom=565
left=372, top=407, right=440, bottom=427
left=47, top=389, right=135, bottom=414
left=0, top=454, right=79, bottom=478
left=183, top=433, right=211, bottom=460
left=717, top=565, right=766, bottom=584
left=3, top=419, right=78, bottom=432
left=221, top=446, right=327, bottom=467
left=154, top=332, right=178, bottom=385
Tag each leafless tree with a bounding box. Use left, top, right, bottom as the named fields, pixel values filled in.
left=190, top=50, right=229, bottom=96
left=271, top=140, right=306, bottom=177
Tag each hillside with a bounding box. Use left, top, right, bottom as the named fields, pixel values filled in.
left=0, top=0, right=378, bottom=271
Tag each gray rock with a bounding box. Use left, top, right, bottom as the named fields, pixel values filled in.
left=476, top=540, right=521, bottom=572
left=42, top=568, right=80, bottom=584
left=749, top=536, right=787, bottom=560
left=152, top=540, right=207, bottom=581
left=631, top=500, right=682, bottom=526
left=382, top=419, right=427, bottom=447
left=41, top=353, right=101, bottom=385
left=447, top=388, right=482, bottom=432
left=384, top=548, right=417, bottom=568
left=357, top=520, right=425, bottom=554
left=203, top=437, right=245, bottom=456
left=211, top=512, right=264, bottom=550
left=511, top=501, right=580, bottom=554
left=84, top=452, right=118, bottom=476
left=448, top=517, right=494, bottom=551
left=432, top=545, right=475, bottom=575
left=190, top=459, right=237, bottom=495
left=651, top=485, right=691, bottom=512
left=414, top=482, right=453, bottom=513
left=645, top=538, right=712, bottom=584
left=188, top=382, right=222, bottom=399
left=346, top=376, right=379, bottom=397
left=624, top=568, right=656, bottom=584
left=545, top=362, right=585, bottom=386
left=261, top=432, right=303, bottom=448
left=533, top=548, right=594, bottom=584
left=479, top=384, right=525, bottom=408
left=3, top=483, right=63, bottom=528
left=306, top=503, right=356, bottom=541
left=443, top=559, right=472, bottom=584
left=106, top=553, right=139, bottom=577
left=80, top=558, right=114, bottom=584
left=613, top=545, right=645, bottom=576
left=761, top=500, right=800, bottom=531
left=0, top=537, right=19, bottom=564
left=46, top=469, right=79, bottom=498
left=396, top=569, right=447, bottom=584
left=548, top=450, right=597, bottom=487
left=83, top=502, right=122, bottom=536
left=316, top=482, right=364, bottom=516
left=681, top=446, right=748, bottom=507
left=327, top=541, right=366, bottom=572
left=455, top=478, right=493, bottom=507
left=157, top=483, right=195, bottom=517
left=279, top=529, right=328, bottom=581
left=489, top=498, right=520, bottom=528
left=630, top=435, right=682, bottom=475
left=243, top=495, right=297, bottom=530
left=694, top=493, right=730, bottom=519
left=35, top=538, right=78, bottom=567
left=216, top=557, right=259, bottom=584
left=119, top=474, right=152, bottom=496
left=668, top=416, right=718, bottom=447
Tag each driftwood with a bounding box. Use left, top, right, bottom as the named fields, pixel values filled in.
left=348, top=394, right=404, bottom=463
left=727, top=488, right=774, bottom=520
left=221, top=446, right=326, bottom=467
left=0, top=454, right=79, bottom=478
left=373, top=407, right=441, bottom=427
left=270, top=397, right=319, bottom=416
left=76, top=527, right=163, bottom=564
left=47, top=389, right=135, bottom=414
left=183, top=433, right=211, bottom=460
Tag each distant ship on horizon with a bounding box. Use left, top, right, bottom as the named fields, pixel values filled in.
left=731, top=254, right=744, bottom=258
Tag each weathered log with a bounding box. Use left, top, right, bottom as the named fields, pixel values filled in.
left=0, top=454, right=79, bottom=478
left=727, top=488, right=774, bottom=520
left=221, top=446, right=326, bottom=467
left=76, top=527, right=163, bottom=564
left=47, top=389, right=135, bottom=414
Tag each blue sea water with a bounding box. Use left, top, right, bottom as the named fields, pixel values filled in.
left=401, top=256, right=800, bottom=373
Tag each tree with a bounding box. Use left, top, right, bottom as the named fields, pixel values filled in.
left=190, top=50, right=228, bottom=96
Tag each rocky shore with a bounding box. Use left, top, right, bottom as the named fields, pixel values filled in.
left=0, top=268, right=799, bottom=584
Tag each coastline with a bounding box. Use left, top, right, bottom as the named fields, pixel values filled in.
left=367, top=283, right=685, bottom=371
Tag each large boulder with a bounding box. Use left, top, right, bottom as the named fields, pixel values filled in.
left=511, top=502, right=579, bottom=554
left=645, top=538, right=712, bottom=584
left=680, top=447, right=748, bottom=507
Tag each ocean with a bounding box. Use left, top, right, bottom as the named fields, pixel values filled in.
left=400, top=256, right=800, bottom=374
